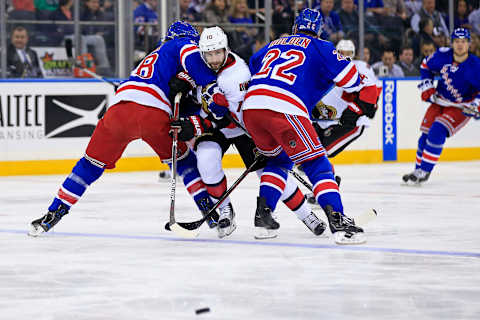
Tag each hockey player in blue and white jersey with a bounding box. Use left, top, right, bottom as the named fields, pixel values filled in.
left=403, top=28, right=480, bottom=185
left=242, top=9, right=377, bottom=244
left=172, top=26, right=328, bottom=239
left=29, top=21, right=223, bottom=236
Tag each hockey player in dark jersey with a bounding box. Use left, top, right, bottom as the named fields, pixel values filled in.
left=28, top=21, right=222, bottom=236
left=172, top=26, right=327, bottom=239
left=403, top=28, right=480, bottom=185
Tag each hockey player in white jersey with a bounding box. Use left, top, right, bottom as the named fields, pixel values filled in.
left=172, top=27, right=327, bottom=239
left=312, top=39, right=381, bottom=158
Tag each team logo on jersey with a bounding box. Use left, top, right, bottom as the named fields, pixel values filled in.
left=314, top=101, right=337, bottom=120
left=289, top=140, right=296, bottom=148
left=239, top=81, right=249, bottom=91
left=44, top=95, right=107, bottom=138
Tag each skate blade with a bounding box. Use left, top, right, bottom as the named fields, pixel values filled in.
left=334, top=231, right=366, bottom=245
left=28, top=224, right=45, bottom=237
left=217, top=222, right=237, bottom=239
left=254, top=227, right=278, bottom=240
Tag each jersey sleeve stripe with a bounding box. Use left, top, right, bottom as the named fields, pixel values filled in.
left=333, top=62, right=358, bottom=87
left=180, top=44, right=199, bottom=71
left=116, top=82, right=171, bottom=108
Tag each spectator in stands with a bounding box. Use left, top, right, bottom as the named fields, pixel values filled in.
left=469, top=7, right=480, bottom=36
left=48, top=0, right=74, bottom=45
left=361, top=46, right=372, bottom=64
left=411, top=0, right=448, bottom=38
left=383, top=0, right=407, bottom=21
left=317, top=0, right=343, bottom=42
left=469, top=33, right=480, bottom=56
left=180, top=0, right=201, bottom=22
left=202, top=0, right=229, bottom=24
left=272, top=0, right=295, bottom=37
left=35, top=0, right=59, bottom=20
left=411, top=17, right=435, bottom=56
left=404, top=0, right=422, bottom=18
left=355, top=0, right=388, bottom=17
left=396, top=46, right=419, bottom=76
left=228, top=0, right=256, bottom=50
left=413, top=39, right=435, bottom=69
left=7, top=26, right=43, bottom=78
left=133, top=0, right=159, bottom=49
left=236, top=31, right=268, bottom=62
left=81, top=0, right=111, bottom=75
left=372, top=48, right=405, bottom=77
left=9, top=0, right=36, bottom=20
left=445, top=0, right=471, bottom=30
left=339, top=0, right=388, bottom=61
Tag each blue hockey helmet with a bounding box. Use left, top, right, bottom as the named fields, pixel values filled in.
left=165, top=20, right=200, bottom=42
left=292, top=8, right=324, bottom=36
left=451, top=28, right=470, bottom=41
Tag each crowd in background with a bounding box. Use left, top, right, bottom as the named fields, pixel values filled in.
left=4, top=0, right=480, bottom=78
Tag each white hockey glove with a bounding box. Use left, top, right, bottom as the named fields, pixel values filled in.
left=462, top=99, right=480, bottom=119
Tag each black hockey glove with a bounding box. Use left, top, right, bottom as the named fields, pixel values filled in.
left=168, top=71, right=197, bottom=103
left=171, top=115, right=212, bottom=141
left=339, top=108, right=360, bottom=129
left=354, top=96, right=377, bottom=119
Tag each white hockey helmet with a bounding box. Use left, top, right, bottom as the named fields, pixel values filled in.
left=336, top=39, right=356, bottom=58
left=199, top=26, right=229, bottom=69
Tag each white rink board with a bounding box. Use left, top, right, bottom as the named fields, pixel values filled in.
left=1, top=79, right=480, bottom=162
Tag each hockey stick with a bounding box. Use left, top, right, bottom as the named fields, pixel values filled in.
left=165, top=155, right=261, bottom=232
left=65, top=39, right=119, bottom=90
left=432, top=95, right=480, bottom=117
left=165, top=93, right=205, bottom=238
left=226, top=113, right=377, bottom=225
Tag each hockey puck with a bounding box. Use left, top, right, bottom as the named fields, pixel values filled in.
left=164, top=222, right=171, bottom=231
left=195, top=307, right=210, bottom=315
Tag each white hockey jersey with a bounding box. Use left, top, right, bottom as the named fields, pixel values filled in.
left=199, top=52, right=251, bottom=139
left=314, top=60, right=381, bottom=129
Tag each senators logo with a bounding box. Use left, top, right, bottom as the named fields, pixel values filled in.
left=314, top=101, right=337, bottom=120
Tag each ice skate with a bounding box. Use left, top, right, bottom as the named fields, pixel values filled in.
left=324, top=205, right=365, bottom=245
left=28, top=204, right=69, bottom=237
left=301, top=212, right=327, bottom=236
left=217, top=203, right=237, bottom=238
left=196, top=197, right=219, bottom=228
left=254, top=197, right=280, bottom=239
left=402, top=169, right=430, bottom=185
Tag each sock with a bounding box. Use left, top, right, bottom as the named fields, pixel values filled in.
left=420, top=121, right=447, bottom=173
left=48, top=156, right=104, bottom=211
left=176, top=151, right=211, bottom=212
left=259, top=152, right=292, bottom=211
left=281, top=175, right=310, bottom=220
left=415, top=133, right=428, bottom=169
left=301, top=155, right=343, bottom=214
left=206, top=175, right=229, bottom=209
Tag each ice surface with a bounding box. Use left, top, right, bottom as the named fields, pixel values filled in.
left=1, top=161, right=479, bottom=319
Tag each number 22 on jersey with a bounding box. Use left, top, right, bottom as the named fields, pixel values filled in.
left=252, top=49, right=306, bottom=85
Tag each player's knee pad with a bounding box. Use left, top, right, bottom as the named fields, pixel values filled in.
left=195, top=141, right=224, bottom=184
left=428, top=121, right=448, bottom=144
left=72, top=156, right=104, bottom=185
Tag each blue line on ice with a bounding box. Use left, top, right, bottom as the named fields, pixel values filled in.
left=2, top=228, right=479, bottom=258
